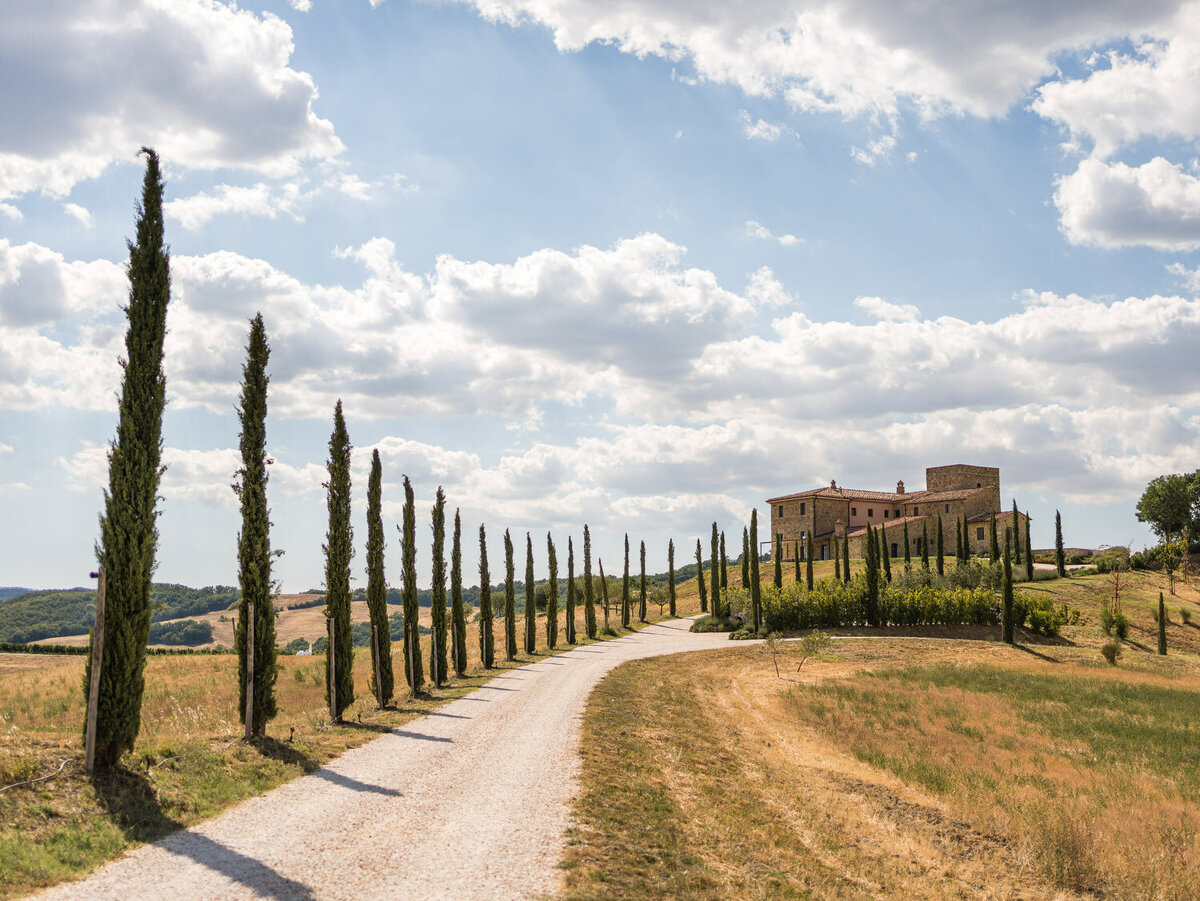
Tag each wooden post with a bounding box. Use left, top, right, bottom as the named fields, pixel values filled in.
left=85, top=567, right=106, bottom=776
left=430, top=616, right=439, bottom=688
left=406, top=618, right=415, bottom=700
left=244, top=601, right=255, bottom=740
left=327, top=617, right=337, bottom=722
left=371, top=624, right=383, bottom=708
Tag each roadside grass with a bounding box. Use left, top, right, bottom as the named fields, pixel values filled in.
left=0, top=590, right=701, bottom=899
left=792, top=661, right=1200, bottom=898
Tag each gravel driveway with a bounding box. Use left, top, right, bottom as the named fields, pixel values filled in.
left=37, top=618, right=735, bottom=900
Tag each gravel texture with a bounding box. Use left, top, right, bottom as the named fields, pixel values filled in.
left=37, top=618, right=734, bottom=900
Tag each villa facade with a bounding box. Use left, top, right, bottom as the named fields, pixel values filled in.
left=766, top=464, right=1027, bottom=562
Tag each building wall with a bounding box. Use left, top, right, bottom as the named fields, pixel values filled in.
left=926, top=464, right=1000, bottom=496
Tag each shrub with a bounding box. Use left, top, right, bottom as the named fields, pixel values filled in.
left=1100, top=605, right=1115, bottom=635
left=729, top=627, right=757, bottom=640
left=1181, top=608, right=1193, bottom=625
left=1100, top=641, right=1121, bottom=665
left=690, top=614, right=741, bottom=633
left=1113, top=610, right=1129, bottom=640
left=761, top=577, right=1000, bottom=631
left=1025, top=599, right=1067, bottom=637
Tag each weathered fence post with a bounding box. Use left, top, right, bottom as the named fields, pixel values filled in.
left=85, top=567, right=106, bottom=776
left=328, top=617, right=337, bottom=722
left=371, top=623, right=383, bottom=708
left=244, top=601, right=255, bottom=740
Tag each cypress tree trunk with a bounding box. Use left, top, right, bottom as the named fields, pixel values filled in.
left=503, top=530, right=517, bottom=660
left=842, top=533, right=850, bottom=584
left=324, top=402, right=355, bottom=715
left=903, top=522, right=911, bottom=570
left=639, top=540, right=648, bottom=622
left=400, top=475, right=423, bottom=691
left=667, top=539, right=676, bottom=616
left=1158, top=591, right=1168, bottom=655
left=547, top=534, right=561, bottom=645
left=478, top=525, right=494, bottom=668
left=235, top=314, right=277, bottom=736
left=1025, top=513, right=1034, bottom=582
left=365, top=449, right=393, bottom=704
left=87, top=149, right=170, bottom=768
left=806, top=532, right=814, bottom=590
left=1055, top=511, right=1066, bottom=577
left=622, top=534, right=632, bottom=627
left=430, top=487, right=448, bottom=686
left=583, top=525, right=597, bottom=638
left=710, top=523, right=720, bottom=619
left=695, top=539, right=707, bottom=614
left=989, top=511, right=999, bottom=563
left=921, top=522, right=930, bottom=571
left=881, top=527, right=891, bottom=582
left=749, top=509, right=761, bottom=630
left=741, top=528, right=750, bottom=588
left=773, top=532, right=783, bottom=589
left=566, top=537, right=577, bottom=643
left=935, top=513, right=944, bottom=577
left=1012, top=499, right=1022, bottom=564
left=451, top=509, right=467, bottom=677
left=1002, top=527, right=1014, bottom=644
left=599, top=558, right=610, bottom=628
left=523, top=532, right=537, bottom=654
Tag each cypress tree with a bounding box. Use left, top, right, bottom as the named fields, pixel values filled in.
left=749, top=509, right=761, bottom=630
left=794, top=539, right=801, bottom=583
left=774, top=532, right=783, bottom=589
left=545, top=532, right=559, bottom=649
left=86, top=148, right=171, bottom=768
left=903, top=522, right=912, bottom=570
left=1002, top=527, right=1014, bottom=644
left=710, top=523, right=721, bottom=619
left=583, top=525, right=597, bottom=638
left=599, top=558, right=610, bottom=628
left=741, top=527, right=750, bottom=588
left=324, top=403, right=355, bottom=714
left=1158, top=591, right=1168, bottom=655
left=400, top=474, right=422, bottom=691
left=503, top=530, right=517, bottom=660
left=806, top=532, right=814, bottom=589
left=451, top=509, right=466, bottom=677
left=639, top=540, right=648, bottom=622
left=430, top=487, right=448, bottom=686
left=524, top=532, right=536, bottom=655
left=865, top=525, right=879, bottom=626
left=1055, top=510, right=1066, bottom=577
left=962, top=514, right=971, bottom=562
left=695, top=539, right=708, bottom=614
left=834, top=543, right=841, bottom=581
left=955, top=515, right=963, bottom=562
left=1012, top=499, right=1022, bottom=565
left=566, top=537, right=577, bottom=643
left=365, top=449, right=393, bottom=704
left=1024, top=513, right=1034, bottom=582
left=622, top=534, right=632, bottom=627
left=234, top=314, right=277, bottom=735
left=720, top=532, right=728, bottom=591
left=478, top=525, right=494, bottom=668
left=667, top=539, right=676, bottom=616
left=935, top=513, right=944, bottom=576
left=921, top=521, right=930, bottom=571
left=881, top=527, right=892, bottom=582
left=842, top=532, right=851, bottom=584
left=989, top=511, right=999, bottom=563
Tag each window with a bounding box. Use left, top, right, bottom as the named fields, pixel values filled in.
left=884, top=510, right=889, bottom=518
left=867, top=508, right=873, bottom=517
left=976, top=527, right=985, bottom=540
left=945, top=504, right=951, bottom=513
left=977, top=482, right=981, bottom=488
left=851, top=507, right=857, bottom=516
left=800, top=530, right=806, bottom=540
left=895, top=509, right=900, bottom=517
left=776, top=505, right=783, bottom=517
left=800, top=502, right=806, bottom=515
left=913, top=506, right=919, bottom=515
left=890, top=542, right=898, bottom=557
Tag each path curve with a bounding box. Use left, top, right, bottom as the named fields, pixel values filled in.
left=37, top=619, right=735, bottom=901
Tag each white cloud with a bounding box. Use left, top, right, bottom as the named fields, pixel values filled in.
left=0, top=0, right=342, bottom=201
left=850, top=133, right=896, bottom=166
left=1054, top=157, right=1200, bottom=251
left=61, top=202, right=94, bottom=228
left=288, top=0, right=313, bottom=10
left=737, top=110, right=795, bottom=142
left=0, top=442, right=12, bottom=454
left=0, top=203, right=23, bottom=221
left=1167, top=261, right=1200, bottom=293
left=745, top=220, right=801, bottom=246
left=166, top=184, right=286, bottom=230
left=854, top=295, right=919, bottom=322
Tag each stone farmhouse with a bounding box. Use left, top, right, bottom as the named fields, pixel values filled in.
left=766, top=464, right=1027, bottom=562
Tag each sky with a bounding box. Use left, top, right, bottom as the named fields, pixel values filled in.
left=3, top=0, right=1200, bottom=591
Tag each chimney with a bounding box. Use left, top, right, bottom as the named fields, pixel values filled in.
left=896, top=480, right=905, bottom=495
left=830, top=479, right=837, bottom=490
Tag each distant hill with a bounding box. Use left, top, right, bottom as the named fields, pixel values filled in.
left=0, top=587, right=31, bottom=601
left=0, top=583, right=239, bottom=644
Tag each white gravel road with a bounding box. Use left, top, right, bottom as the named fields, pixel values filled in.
left=37, top=618, right=735, bottom=901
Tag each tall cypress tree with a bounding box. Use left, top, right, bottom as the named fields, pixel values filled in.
left=365, top=449, right=393, bottom=704
left=87, top=149, right=171, bottom=768
left=451, top=509, right=467, bottom=677
left=1002, top=527, right=1014, bottom=644
left=430, top=487, right=448, bottom=686
left=639, top=540, right=648, bottom=622
left=1055, top=510, right=1066, bottom=577
left=583, top=525, right=597, bottom=639
left=834, top=543, right=842, bottom=581
left=1158, top=591, right=1168, bottom=655
left=865, top=525, right=879, bottom=626
left=720, top=532, right=728, bottom=591
left=741, top=527, right=750, bottom=588
left=234, top=313, right=277, bottom=735
left=1024, top=513, right=1034, bottom=582
left=566, top=537, right=577, bottom=643
left=903, top=522, right=912, bottom=570
left=881, top=527, right=891, bottom=582
left=400, top=475, right=422, bottom=691
left=599, top=558, right=610, bottom=628
left=793, top=539, right=801, bottom=583
left=749, top=509, right=761, bottom=630
left=667, top=539, right=676, bottom=616
left=773, top=532, right=783, bottom=589
left=935, top=513, right=944, bottom=576
left=478, top=525, right=494, bottom=668
left=842, top=533, right=851, bottom=584
left=920, top=522, right=930, bottom=571
left=547, top=534, right=561, bottom=645
left=955, top=516, right=963, bottom=562
left=710, top=523, right=721, bottom=619
left=806, top=532, right=814, bottom=590
left=695, top=539, right=708, bottom=614
left=503, top=529, right=517, bottom=660
left=325, top=402, right=355, bottom=715
left=1011, top=499, right=1021, bottom=564
left=524, top=533, right=537, bottom=655
left=622, top=534, right=632, bottom=627
left=989, top=511, right=1000, bottom=563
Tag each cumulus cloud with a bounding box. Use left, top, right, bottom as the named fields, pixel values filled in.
left=165, top=184, right=286, bottom=230
left=0, top=0, right=342, bottom=201
left=737, top=110, right=795, bottom=142
left=854, top=295, right=919, bottom=322
left=1054, top=157, right=1200, bottom=251
left=745, top=220, right=801, bottom=246
left=850, top=133, right=897, bottom=166
left=61, top=203, right=93, bottom=228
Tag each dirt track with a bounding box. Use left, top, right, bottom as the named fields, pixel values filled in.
left=34, top=619, right=734, bottom=900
